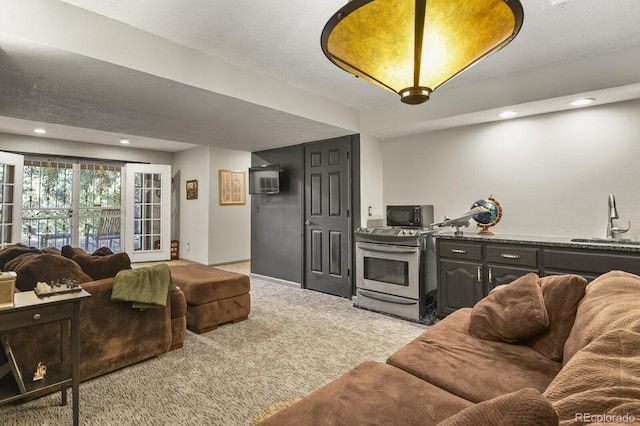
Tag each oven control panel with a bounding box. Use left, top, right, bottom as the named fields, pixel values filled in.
left=356, top=227, right=419, bottom=237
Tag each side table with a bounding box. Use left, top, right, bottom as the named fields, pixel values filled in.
left=0, top=289, right=91, bottom=426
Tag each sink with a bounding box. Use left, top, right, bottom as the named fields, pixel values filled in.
left=570, top=238, right=640, bottom=246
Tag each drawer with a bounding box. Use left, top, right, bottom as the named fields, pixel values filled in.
left=438, top=241, right=482, bottom=261
left=544, top=249, right=640, bottom=275
left=486, top=245, right=538, bottom=267
left=0, top=303, right=73, bottom=333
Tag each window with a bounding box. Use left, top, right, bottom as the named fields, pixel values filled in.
left=21, top=159, right=123, bottom=251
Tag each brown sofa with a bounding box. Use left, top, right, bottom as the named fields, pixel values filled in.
left=0, top=244, right=187, bottom=386
left=259, top=270, right=640, bottom=425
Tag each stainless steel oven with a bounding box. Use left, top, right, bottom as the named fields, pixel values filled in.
left=354, top=226, right=437, bottom=321
left=357, top=242, right=420, bottom=300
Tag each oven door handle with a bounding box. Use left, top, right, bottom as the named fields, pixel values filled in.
left=357, top=243, right=418, bottom=254
left=358, top=289, right=417, bottom=305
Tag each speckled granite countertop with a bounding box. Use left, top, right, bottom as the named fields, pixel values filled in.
left=434, top=231, right=640, bottom=253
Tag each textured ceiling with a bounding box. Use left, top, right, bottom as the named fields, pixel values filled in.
left=0, top=36, right=349, bottom=152
left=59, top=0, right=640, bottom=108
left=1, top=0, right=640, bottom=152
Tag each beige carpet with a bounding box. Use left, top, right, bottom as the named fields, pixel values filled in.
left=249, top=396, right=304, bottom=425
left=0, top=272, right=427, bottom=425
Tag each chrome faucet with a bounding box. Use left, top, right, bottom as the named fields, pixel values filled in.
left=607, top=194, right=630, bottom=239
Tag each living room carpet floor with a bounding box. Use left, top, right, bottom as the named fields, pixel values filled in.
left=0, top=273, right=427, bottom=425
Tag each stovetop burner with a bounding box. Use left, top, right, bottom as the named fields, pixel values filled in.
left=355, top=226, right=439, bottom=246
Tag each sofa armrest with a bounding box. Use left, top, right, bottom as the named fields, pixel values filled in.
left=76, top=278, right=173, bottom=380
left=168, top=288, right=187, bottom=350
left=170, top=287, right=187, bottom=319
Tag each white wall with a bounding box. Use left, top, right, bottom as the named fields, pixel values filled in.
left=208, top=147, right=251, bottom=265
left=0, top=133, right=173, bottom=164
left=1, top=134, right=252, bottom=264
left=359, top=133, right=384, bottom=227
left=382, top=98, right=640, bottom=240
left=173, top=146, right=211, bottom=264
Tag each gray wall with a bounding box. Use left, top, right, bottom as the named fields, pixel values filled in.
left=251, top=135, right=361, bottom=287
left=251, top=145, right=304, bottom=283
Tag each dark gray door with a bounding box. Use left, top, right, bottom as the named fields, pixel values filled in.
left=304, top=138, right=351, bottom=297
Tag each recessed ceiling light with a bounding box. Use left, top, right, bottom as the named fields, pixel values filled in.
left=119, top=138, right=131, bottom=145
left=569, top=98, right=595, bottom=107
left=33, top=128, right=47, bottom=134
left=498, top=111, right=518, bottom=119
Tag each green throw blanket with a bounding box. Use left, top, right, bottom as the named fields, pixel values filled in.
left=111, top=263, right=177, bottom=310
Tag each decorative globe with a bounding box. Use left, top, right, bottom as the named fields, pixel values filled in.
left=471, top=196, right=502, bottom=234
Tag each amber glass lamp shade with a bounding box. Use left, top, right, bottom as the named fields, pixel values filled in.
left=321, top=0, right=524, bottom=105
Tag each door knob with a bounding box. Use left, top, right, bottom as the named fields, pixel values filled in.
left=304, top=220, right=311, bottom=225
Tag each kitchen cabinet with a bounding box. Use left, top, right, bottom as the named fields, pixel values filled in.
left=543, top=248, right=640, bottom=281
left=436, top=235, right=640, bottom=317
left=438, top=258, right=483, bottom=316
left=437, top=240, right=538, bottom=316
left=488, top=265, right=538, bottom=289
left=485, top=244, right=540, bottom=292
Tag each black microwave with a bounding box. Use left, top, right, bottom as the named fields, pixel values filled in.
left=386, top=205, right=434, bottom=228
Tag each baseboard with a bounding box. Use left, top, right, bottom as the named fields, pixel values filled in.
left=210, top=259, right=251, bottom=267
left=250, top=273, right=301, bottom=289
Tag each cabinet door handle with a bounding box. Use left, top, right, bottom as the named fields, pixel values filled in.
left=488, top=268, right=493, bottom=284
left=477, top=266, right=482, bottom=282
left=501, top=254, right=521, bottom=259
left=451, top=249, right=467, bottom=254
left=33, top=313, right=41, bottom=321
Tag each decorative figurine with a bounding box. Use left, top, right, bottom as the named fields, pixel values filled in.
left=429, top=206, right=490, bottom=236
left=33, top=362, right=47, bottom=381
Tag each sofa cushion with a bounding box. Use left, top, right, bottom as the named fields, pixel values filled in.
left=61, top=245, right=86, bottom=259
left=91, top=247, right=114, bottom=256
left=437, top=388, right=558, bottom=426
left=0, top=244, right=42, bottom=269
left=387, top=308, right=562, bottom=403
left=41, top=247, right=62, bottom=255
left=73, top=252, right=132, bottom=280
left=62, top=245, right=114, bottom=258
left=4, top=253, right=92, bottom=291
left=257, top=361, right=474, bottom=426
left=526, top=274, right=588, bottom=362
left=544, top=328, right=640, bottom=426
left=563, top=270, right=640, bottom=365
left=468, top=273, right=549, bottom=343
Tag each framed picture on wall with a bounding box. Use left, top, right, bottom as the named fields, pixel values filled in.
left=219, top=170, right=246, bottom=206
left=186, top=180, right=198, bottom=200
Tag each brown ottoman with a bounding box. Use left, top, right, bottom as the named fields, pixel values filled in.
left=169, top=263, right=250, bottom=334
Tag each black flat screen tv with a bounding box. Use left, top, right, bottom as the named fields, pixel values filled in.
left=249, top=164, right=280, bottom=195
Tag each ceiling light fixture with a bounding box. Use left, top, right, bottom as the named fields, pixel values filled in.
left=569, top=98, right=595, bottom=107
left=33, top=128, right=47, bottom=134
left=119, top=138, right=131, bottom=145
left=321, top=0, right=524, bottom=105
left=498, top=110, right=518, bottom=118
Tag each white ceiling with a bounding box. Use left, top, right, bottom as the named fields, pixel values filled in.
left=1, top=0, right=640, bottom=152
